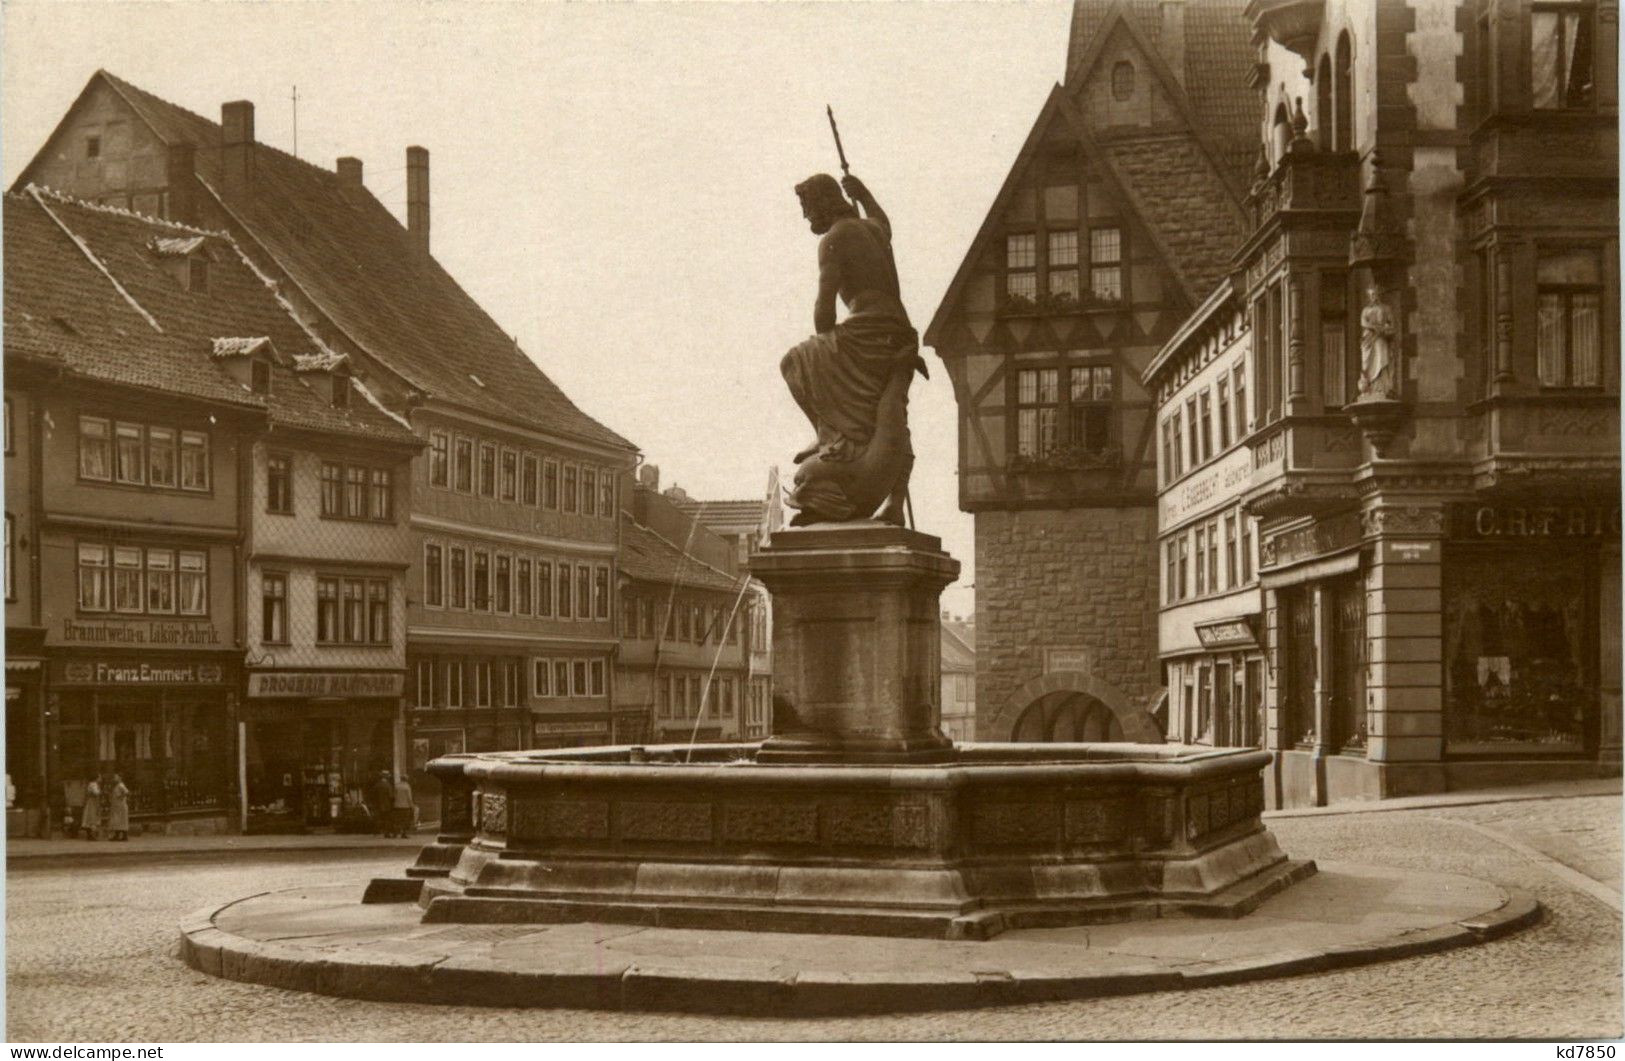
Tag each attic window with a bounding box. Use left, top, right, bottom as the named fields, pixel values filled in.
left=251, top=359, right=272, bottom=396
left=86, top=136, right=101, bottom=160
left=1112, top=62, right=1135, bottom=101
left=332, top=375, right=351, bottom=410
left=188, top=258, right=209, bottom=292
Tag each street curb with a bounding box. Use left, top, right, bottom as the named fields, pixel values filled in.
left=8, top=838, right=430, bottom=865
left=176, top=885, right=1544, bottom=1015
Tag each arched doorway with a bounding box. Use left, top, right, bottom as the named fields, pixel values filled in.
left=997, top=671, right=1163, bottom=744
left=1012, top=691, right=1124, bottom=742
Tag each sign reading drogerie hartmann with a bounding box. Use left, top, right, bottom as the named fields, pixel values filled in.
left=247, top=672, right=405, bottom=698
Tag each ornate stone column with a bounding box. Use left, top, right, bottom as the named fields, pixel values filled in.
left=754, top=522, right=960, bottom=764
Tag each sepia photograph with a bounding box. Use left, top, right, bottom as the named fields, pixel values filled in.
left=0, top=0, right=1619, bottom=1045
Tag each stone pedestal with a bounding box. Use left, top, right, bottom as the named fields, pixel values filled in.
left=752, top=522, right=959, bottom=764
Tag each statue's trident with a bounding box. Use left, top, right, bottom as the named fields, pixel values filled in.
left=826, top=104, right=858, bottom=212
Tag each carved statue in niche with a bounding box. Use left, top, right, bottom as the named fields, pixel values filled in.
left=779, top=173, right=927, bottom=525
left=1356, top=283, right=1398, bottom=401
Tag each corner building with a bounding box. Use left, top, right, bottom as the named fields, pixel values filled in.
left=927, top=0, right=1258, bottom=741
left=1150, top=0, right=1619, bottom=805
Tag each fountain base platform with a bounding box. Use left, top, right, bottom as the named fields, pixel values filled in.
left=373, top=741, right=1310, bottom=940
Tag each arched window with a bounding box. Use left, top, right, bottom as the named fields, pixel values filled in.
left=1271, top=101, right=1291, bottom=163
left=1334, top=32, right=1353, bottom=152
left=1111, top=61, right=1135, bottom=101
left=1316, top=53, right=1334, bottom=149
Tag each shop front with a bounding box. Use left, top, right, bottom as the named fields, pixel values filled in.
left=1443, top=501, right=1620, bottom=762
left=6, top=628, right=48, bottom=836
left=532, top=714, right=614, bottom=750
left=242, top=669, right=404, bottom=834
left=48, top=653, right=238, bottom=834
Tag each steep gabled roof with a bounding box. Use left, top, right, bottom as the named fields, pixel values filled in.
left=5, top=189, right=419, bottom=446
left=42, top=71, right=634, bottom=454
left=618, top=513, right=743, bottom=594
left=673, top=498, right=766, bottom=532
left=925, top=85, right=1246, bottom=345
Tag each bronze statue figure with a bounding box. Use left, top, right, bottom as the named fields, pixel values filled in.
left=780, top=172, right=927, bottom=526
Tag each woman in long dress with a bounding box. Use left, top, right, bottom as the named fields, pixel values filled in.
left=106, top=774, right=130, bottom=842
left=80, top=776, right=103, bottom=840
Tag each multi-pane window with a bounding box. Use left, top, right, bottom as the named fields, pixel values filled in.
left=321, top=462, right=392, bottom=521
left=79, top=418, right=111, bottom=480
left=478, top=443, right=497, bottom=497
left=500, top=450, right=518, bottom=502
left=557, top=562, right=573, bottom=618
left=449, top=547, right=468, bottom=609
left=1531, top=2, right=1595, bottom=110
left=1232, top=364, right=1247, bottom=440
left=1205, top=519, right=1219, bottom=595
left=537, top=561, right=554, bottom=617
left=113, top=546, right=143, bottom=612
left=147, top=427, right=176, bottom=488
left=266, top=453, right=292, bottom=513
left=78, top=544, right=110, bottom=611
left=1536, top=249, right=1602, bottom=388
left=552, top=659, right=570, bottom=700
left=415, top=660, right=434, bottom=708
left=317, top=576, right=389, bottom=644
left=369, top=469, right=393, bottom=521
left=1165, top=540, right=1179, bottom=604
left=562, top=465, right=579, bottom=513
left=522, top=455, right=539, bottom=505
left=543, top=460, right=559, bottom=509
left=692, top=603, right=706, bottom=643
left=532, top=659, right=551, bottom=698
left=1068, top=365, right=1114, bottom=452
left=1047, top=231, right=1080, bottom=301
left=599, top=473, right=615, bottom=517
left=1176, top=535, right=1189, bottom=601
left=1016, top=368, right=1059, bottom=457
left=1321, top=271, right=1351, bottom=406
left=1240, top=515, right=1255, bottom=583
left=503, top=661, right=521, bottom=707
left=573, top=660, right=589, bottom=698
left=473, top=550, right=491, bottom=611
left=517, top=558, right=532, bottom=615
left=1217, top=381, right=1233, bottom=450
left=594, top=565, right=610, bottom=620
left=179, top=432, right=209, bottom=490
left=453, top=437, right=474, bottom=492
left=344, top=466, right=367, bottom=519
left=1185, top=398, right=1201, bottom=467
left=445, top=661, right=464, bottom=708
left=424, top=544, right=444, bottom=608
left=1197, top=389, right=1213, bottom=463
left=1006, top=234, right=1037, bottom=304
left=320, top=462, right=343, bottom=516
left=115, top=423, right=144, bottom=484
left=1165, top=409, right=1184, bottom=480
left=1224, top=514, right=1239, bottom=589
left=589, top=659, right=606, bottom=697
left=1194, top=526, right=1207, bottom=596
left=145, top=550, right=174, bottom=613
left=495, top=554, right=512, bottom=613
left=577, top=566, right=592, bottom=622
left=473, top=662, right=492, bottom=707
left=1089, top=227, right=1123, bottom=302
left=582, top=468, right=598, bottom=517
left=176, top=551, right=207, bottom=614
left=262, top=572, right=288, bottom=644
left=429, top=432, right=449, bottom=488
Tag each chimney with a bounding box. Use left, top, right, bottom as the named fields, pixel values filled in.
left=165, top=143, right=198, bottom=225
left=406, top=146, right=430, bottom=255
left=638, top=464, right=660, bottom=492
left=221, top=100, right=256, bottom=194
left=336, top=156, right=363, bottom=187
left=1159, top=0, right=1187, bottom=87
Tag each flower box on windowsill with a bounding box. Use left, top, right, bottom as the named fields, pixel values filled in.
left=1009, top=446, right=1122, bottom=474
left=999, top=290, right=1125, bottom=317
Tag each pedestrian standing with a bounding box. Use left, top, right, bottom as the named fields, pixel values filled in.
left=80, top=776, right=103, bottom=841
left=371, top=771, right=393, bottom=837
left=106, top=774, right=130, bottom=841
left=390, top=773, right=414, bottom=838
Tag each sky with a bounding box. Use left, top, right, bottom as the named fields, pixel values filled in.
left=2, top=0, right=1078, bottom=617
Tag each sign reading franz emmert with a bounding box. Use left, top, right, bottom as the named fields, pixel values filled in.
left=780, top=171, right=928, bottom=526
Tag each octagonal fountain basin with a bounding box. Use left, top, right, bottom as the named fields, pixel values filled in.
left=366, top=741, right=1313, bottom=941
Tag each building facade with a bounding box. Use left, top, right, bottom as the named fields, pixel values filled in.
left=1147, top=0, right=1619, bottom=805
left=926, top=0, right=1256, bottom=744
left=616, top=474, right=753, bottom=744
left=14, top=71, right=640, bottom=823
left=940, top=617, right=978, bottom=742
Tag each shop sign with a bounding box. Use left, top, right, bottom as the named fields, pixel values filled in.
left=1382, top=540, right=1439, bottom=565
left=58, top=618, right=221, bottom=646
left=247, top=672, right=404, bottom=699
left=534, top=720, right=609, bottom=737
left=55, top=660, right=226, bottom=686
left=1453, top=504, right=1621, bottom=540
left=1194, top=617, right=1259, bottom=650
left=1043, top=647, right=1093, bottom=676
left=1260, top=511, right=1362, bottom=570
left=1160, top=447, right=1257, bottom=528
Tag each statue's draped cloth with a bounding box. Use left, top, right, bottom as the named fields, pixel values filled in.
left=783, top=312, right=921, bottom=462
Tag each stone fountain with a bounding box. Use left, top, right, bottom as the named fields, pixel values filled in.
left=366, top=170, right=1309, bottom=940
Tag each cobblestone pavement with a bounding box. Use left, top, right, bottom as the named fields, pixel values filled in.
left=7, top=797, right=1621, bottom=1042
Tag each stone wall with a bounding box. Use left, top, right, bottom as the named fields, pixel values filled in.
left=974, top=505, right=1161, bottom=739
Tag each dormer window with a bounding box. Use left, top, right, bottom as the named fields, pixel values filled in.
left=250, top=359, right=271, bottom=396
left=188, top=258, right=209, bottom=292
left=332, top=374, right=350, bottom=410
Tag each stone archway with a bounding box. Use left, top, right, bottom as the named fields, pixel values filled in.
left=999, top=672, right=1163, bottom=744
